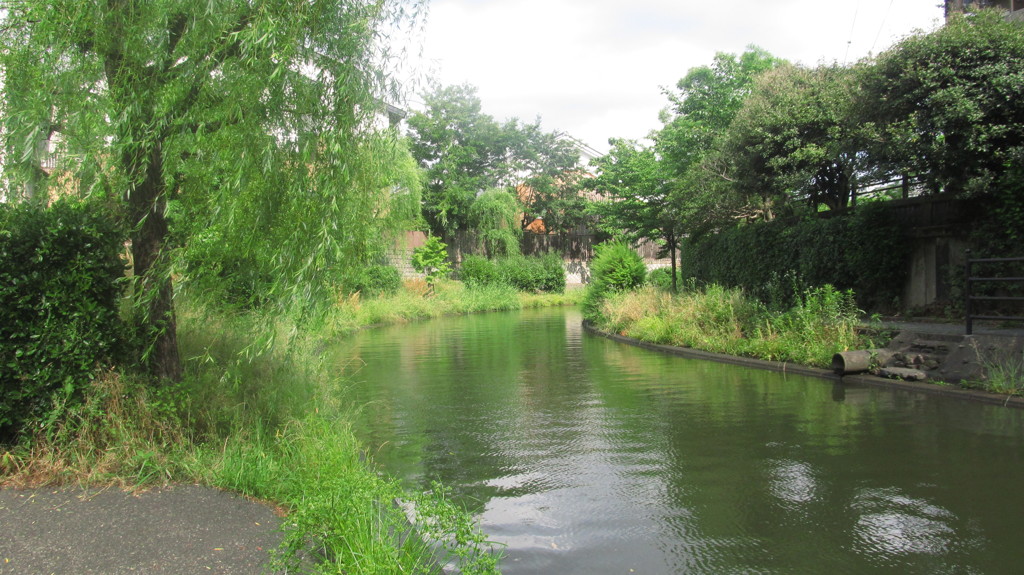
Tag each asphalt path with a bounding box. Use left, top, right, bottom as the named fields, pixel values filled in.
left=0, top=484, right=288, bottom=574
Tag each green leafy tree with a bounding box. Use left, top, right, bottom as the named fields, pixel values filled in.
left=724, top=63, right=865, bottom=212
left=469, top=188, right=522, bottom=258
left=0, top=0, right=420, bottom=381
left=587, top=139, right=684, bottom=291
left=518, top=168, right=589, bottom=236
left=657, top=47, right=782, bottom=225
left=858, top=9, right=1024, bottom=197
left=512, top=127, right=584, bottom=235
left=662, top=48, right=781, bottom=152
left=411, top=235, right=453, bottom=288
left=407, top=84, right=582, bottom=239
left=407, top=84, right=514, bottom=238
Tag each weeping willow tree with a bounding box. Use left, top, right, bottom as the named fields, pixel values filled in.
left=470, top=188, right=521, bottom=259
left=0, top=0, right=423, bottom=381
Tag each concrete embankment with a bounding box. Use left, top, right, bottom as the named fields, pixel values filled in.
left=583, top=320, right=1024, bottom=409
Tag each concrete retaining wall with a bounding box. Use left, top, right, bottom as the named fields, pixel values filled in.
left=583, top=321, right=1024, bottom=410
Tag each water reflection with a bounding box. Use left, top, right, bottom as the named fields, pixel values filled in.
left=335, top=308, right=1024, bottom=574
left=853, top=488, right=956, bottom=556
left=768, top=458, right=819, bottom=506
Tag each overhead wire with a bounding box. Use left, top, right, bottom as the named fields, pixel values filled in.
left=844, top=0, right=862, bottom=64
left=871, top=0, right=898, bottom=55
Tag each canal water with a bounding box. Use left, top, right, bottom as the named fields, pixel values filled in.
left=334, top=307, right=1024, bottom=574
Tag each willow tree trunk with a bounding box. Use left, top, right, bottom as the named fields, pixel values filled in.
left=126, top=142, right=182, bottom=382
left=101, top=4, right=183, bottom=383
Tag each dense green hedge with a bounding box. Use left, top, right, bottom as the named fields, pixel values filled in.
left=647, top=267, right=685, bottom=291
left=679, top=203, right=908, bottom=311
left=458, top=253, right=566, bottom=293
left=351, top=264, right=402, bottom=297
left=0, top=199, right=127, bottom=442
left=459, top=255, right=501, bottom=288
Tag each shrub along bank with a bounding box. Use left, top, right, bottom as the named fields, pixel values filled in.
left=458, top=252, right=567, bottom=294
left=580, top=240, right=648, bottom=321
left=0, top=200, right=127, bottom=444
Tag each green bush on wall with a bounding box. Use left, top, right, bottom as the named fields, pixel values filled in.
left=679, top=204, right=908, bottom=312
left=0, top=199, right=127, bottom=443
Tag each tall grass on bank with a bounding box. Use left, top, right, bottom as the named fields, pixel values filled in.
left=599, top=284, right=865, bottom=368
left=177, top=279, right=576, bottom=572
left=181, top=293, right=504, bottom=574
left=0, top=370, right=202, bottom=487
left=967, top=341, right=1024, bottom=398
left=213, top=400, right=502, bottom=573
left=1, top=280, right=576, bottom=486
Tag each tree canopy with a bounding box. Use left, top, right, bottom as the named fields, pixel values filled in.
left=470, top=188, right=521, bottom=258
left=596, top=12, right=1024, bottom=241
left=585, top=48, right=784, bottom=289
left=1, top=0, right=421, bottom=380
left=858, top=9, right=1024, bottom=197
left=656, top=47, right=783, bottom=227
left=407, top=84, right=511, bottom=238
left=725, top=63, right=864, bottom=212
left=406, top=83, right=581, bottom=241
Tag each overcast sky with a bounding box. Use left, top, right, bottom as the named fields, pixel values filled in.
left=402, top=0, right=945, bottom=153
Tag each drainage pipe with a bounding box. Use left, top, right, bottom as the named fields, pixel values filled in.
left=831, top=349, right=894, bottom=375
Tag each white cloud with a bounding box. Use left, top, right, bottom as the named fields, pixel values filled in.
left=405, top=0, right=944, bottom=153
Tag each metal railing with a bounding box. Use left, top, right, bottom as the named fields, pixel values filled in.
left=965, top=250, right=1024, bottom=335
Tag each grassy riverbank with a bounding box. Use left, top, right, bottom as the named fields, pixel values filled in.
left=593, top=284, right=871, bottom=368
left=326, top=279, right=581, bottom=334
left=2, top=281, right=580, bottom=573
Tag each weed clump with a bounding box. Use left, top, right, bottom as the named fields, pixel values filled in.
left=966, top=343, right=1024, bottom=398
